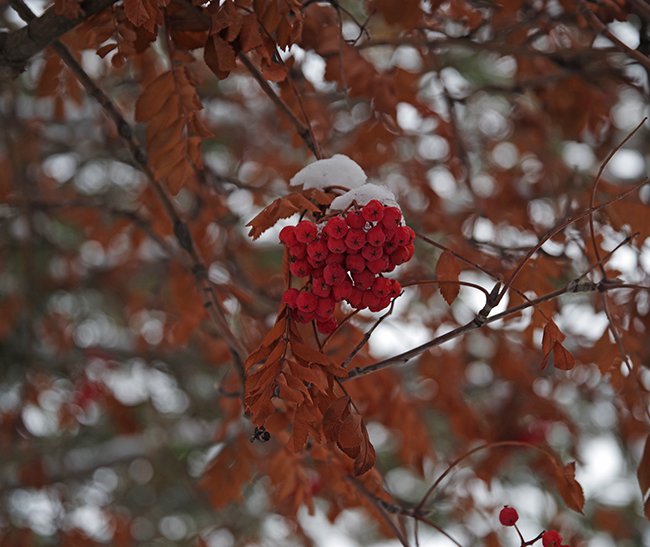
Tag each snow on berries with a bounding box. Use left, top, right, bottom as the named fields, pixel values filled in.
left=279, top=199, right=414, bottom=334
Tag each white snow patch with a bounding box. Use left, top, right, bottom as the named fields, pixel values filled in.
left=289, top=154, right=367, bottom=190
left=330, top=183, right=399, bottom=210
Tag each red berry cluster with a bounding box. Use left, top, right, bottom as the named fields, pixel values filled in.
left=279, top=200, right=414, bottom=334
left=498, top=506, right=571, bottom=547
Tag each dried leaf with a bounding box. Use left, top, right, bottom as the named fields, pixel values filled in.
left=554, top=461, right=585, bottom=513
left=553, top=342, right=575, bottom=370
left=436, top=251, right=461, bottom=305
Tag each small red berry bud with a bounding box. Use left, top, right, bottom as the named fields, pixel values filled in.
left=393, top=225, right=415, bottom=246
left=381, top=206, right=402, bottom=229
left=327, top=237, right=347, bottom=254
left=352, top=269, right=375, bottom=290
left=316, top=317, right=337, bottom=334
left=344, top=229, right=366, bottom=251
left=498, top=506, right=519, bottom=527
left=362, top=199, right=384, bottom=222
left=367, top=256, right=389, bottom=274
left=288, top=243, right=307, bottom=259
left=290, top=259, right=312, bottom=277
left=345, top=254, right=366, bottom=273
left=323, top=263, right=346, bottom=286
left=366, top=225, right=386, bottom=247
left=296, top=291, right=317, bottom=313
left=281, top=288, right=299, bottom=308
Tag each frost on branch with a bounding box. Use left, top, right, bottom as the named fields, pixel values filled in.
left=290, top=154, right=367, bottom=190
left=330, top=183, right=400, bottom=211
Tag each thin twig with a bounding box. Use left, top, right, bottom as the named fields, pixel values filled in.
left=237, top=52, right=321, bottom=159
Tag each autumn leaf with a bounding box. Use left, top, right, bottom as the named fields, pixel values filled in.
left=436, top=251, right=461, bottom=305
left=553, top=461, right=585, bottom=513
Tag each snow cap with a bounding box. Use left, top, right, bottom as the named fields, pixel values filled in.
left=290, top=154, right=367, bottom=190
left=330, top=183, right=399, bottom=211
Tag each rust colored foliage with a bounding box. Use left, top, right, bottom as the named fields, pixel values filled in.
left=2, top=0, right=650, bottom=546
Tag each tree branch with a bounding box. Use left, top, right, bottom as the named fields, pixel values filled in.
left=1, top=0, right=118, bottom=78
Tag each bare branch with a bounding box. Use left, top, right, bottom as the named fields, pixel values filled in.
left=1, top=0, right=118, bottom=78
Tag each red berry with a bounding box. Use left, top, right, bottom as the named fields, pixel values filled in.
left=362, top=245, right=383, bottom=261
left=282, top=288, right=299, bottom=308
left=366, top=225, right=386, bottom=247
left=288, top=243, right=307, bottom=259
left=372, top=277, right=392, bottom=299
left=367, top=256, right=389, bottom=274
left=383, top=237, right=399, bottom=255
left=307, top=255, right=326, bottom=268
left=388, top=279, right=401, bottom=297
left=352, top=269, right=375, bottom=290
left=393, top=225, right=415, bottom=246
left=498, top=506, right=519, bottom=527
left=369, top=296, right=391, bottom=312
left=327, top=237, right=347, bottom=254
left=346, top=288, right=364, bottom=309
left=346, top=211, right=366, bottom=229
left=346, top=254, right=366, bottom=273
left=296, top=291, right=317, bottom=313
left=316, top=297, right=335, bottom=319
left=311, top=266, right=324, bottom=278
left=332, top=279, right=353, bottom=301
left=326, top=252, right=345, bottom=264
left=290, top=259, right=312, bottom=277
left=344, top=229, right=366, bottom=251
left=307, top=240, right=329, bottom=262
left=312, top=278, right=331, bottom=298
left=362, top=199, right=384, bottom=222
left=279, top=225, right=298, bottom=246
left=295, top=310, right=316, bottom=323
left=542, top=530, right=563, bottom=547
left=316, top=317, right=337, bottom=334
left=295, top=220, right=318, bottom=243
left=381, top=206, right=402, bottom=229
left=324, top=217, right=349, bottom=239
left=362, top=290, right=381, bottom=309
left=390, top=246, right=411, bottom=266
left=323, top=263, right=346, bottom=286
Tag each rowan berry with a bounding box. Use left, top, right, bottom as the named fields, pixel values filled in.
left=290, top=259, right=312, bottom=278
left=367, top=256, right=389, bottom=274
left=316, top=297, right=335, bottom=319
left=498, top=506, right=519, bottom=527
left=325, top=252, right=346, bottom=265
left=394, top=225, right=415, bottom=246
left=352, top=269, right=375, bottom=290
left=383, top=237, right=399, bottom=255
left=390, top=246, right=411, bottom=265
left=366, top=225, right=386, bottom=247
left=279, top=225, right=298, bottom=246
left=307, top=255, right=326, bottom=268
left=316, top=317, right=337, bottom=334
left=288, top=243, right=307, bottom=259
left=361, top=245, right=383, bottom=261
left=295, top=220, right=318, bottom=243
left=332, top=279, right=353, bottom=301
left=542, top=530, right=563, bottom=547
left=327, top=237, right=347, bottom=254
left=281, top=288, right=299, bottom=308
left=312, top=278, right=331, bottom=298
left=372, top=277, right=392, bottom=299
left=346, top=210, right=366, bottom=229
left=295, top=310, right=316, bottom=323
left=381, top=206, right=402, bottom=230
left=344, top=229, right=366, bottom=251
left=307, top=240, right=328, bottom=262
left=362, top=199, right=384, bottom=222
left=296, top=291, right=317, bottom=313
left=369, top=296, right=391, bottom=312
left=346, top=288, right=364, bottom=309
left=362, top=290, right=381, bottom=310
left=388, top=279, right=402, bottom=297
left=345, top=253, right=366, bottom=273
left=311, top=266, right=324, bottom=279
left=323, top=263, right=346, bottom=286
left=324, top=217, right=349, bottom=239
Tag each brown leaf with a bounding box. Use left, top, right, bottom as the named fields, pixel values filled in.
left=246, top=197, right=300, bottom=240
left=541, top=319, right=565, bottom=369
left=323, top=397, right=350, bottom=441
left=436, top=251, right=461, bottom=305
left=554, top=461, right=585, bottom=513
left=239, top=13, right=264, bottom=52
left=135, top=72, right=174, bottom=122
left=553, top=342, right=575, bottom=370
left=338, top=413, right=363, bottom=449
left=354, top=433, right=376, bottom=476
